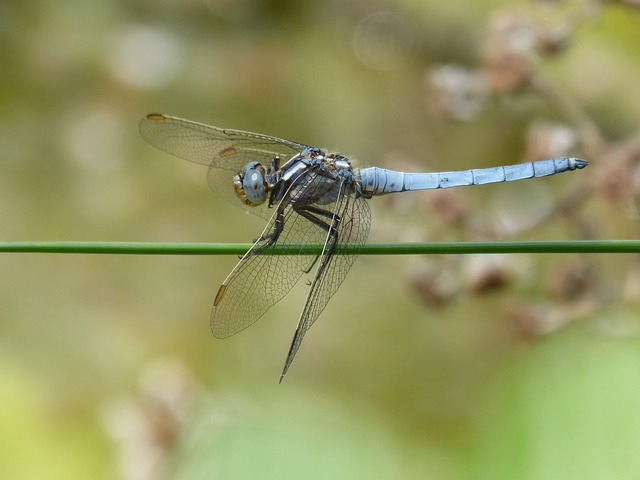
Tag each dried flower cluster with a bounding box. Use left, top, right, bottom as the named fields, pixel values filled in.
left=416, top=0, right=640, bottom=340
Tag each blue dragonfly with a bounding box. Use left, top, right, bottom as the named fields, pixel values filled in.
left=139, top=113, right=587, bottom=380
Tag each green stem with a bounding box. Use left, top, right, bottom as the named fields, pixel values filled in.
left=0, top=240, right=639, bottom=255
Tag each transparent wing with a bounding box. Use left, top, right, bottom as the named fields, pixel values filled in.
left=139, top=113, right=307, bottom=218
left=139, top=113, right=305, bottom=168
left=280, top=182, right=372, bottom=379
left=210, top=168, right=341, bottom=338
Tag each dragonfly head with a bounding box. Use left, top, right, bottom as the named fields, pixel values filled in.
left=234, top=161, right=269, bottom=206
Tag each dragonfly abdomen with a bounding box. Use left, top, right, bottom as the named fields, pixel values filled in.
left=358, top=157, right=587, bottom=195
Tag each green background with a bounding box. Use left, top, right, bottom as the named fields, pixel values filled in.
left=2, top=1, right=640, bottom=478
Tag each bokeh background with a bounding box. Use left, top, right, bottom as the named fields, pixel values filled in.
left=2, top=0, right=640, bottom=478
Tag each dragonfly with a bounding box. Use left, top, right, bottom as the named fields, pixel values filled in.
left=139, top=113, right=587, bottom=381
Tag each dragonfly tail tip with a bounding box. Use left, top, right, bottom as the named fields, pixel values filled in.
left=572, top=158, right=589, bottom=169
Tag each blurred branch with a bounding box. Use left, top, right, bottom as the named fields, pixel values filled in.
left=529, top=73, right=606, bottom=159
left=602, top=0, right=640, bottom=8
left=610, top=131, right=640, bottom=163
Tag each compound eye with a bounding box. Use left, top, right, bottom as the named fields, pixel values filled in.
left=240, top=162, right=267, bottom=206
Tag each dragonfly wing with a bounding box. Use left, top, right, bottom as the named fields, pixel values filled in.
left=139, top=114, right=305, bottom=169
left=139, top=114, right=307, bottom=218
left=210, top=171, right=333, bottom=338
left=280, top=183, right=371, bottom=380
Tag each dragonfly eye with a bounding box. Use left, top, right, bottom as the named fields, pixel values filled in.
left=235, top=161, right=268, bottom=206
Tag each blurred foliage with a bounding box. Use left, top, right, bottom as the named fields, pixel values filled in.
left=2, top=0, right=640, bottom=479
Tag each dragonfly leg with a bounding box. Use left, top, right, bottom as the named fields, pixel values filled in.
left=268, top=181, right=286, bottom=208
left=253, top=206, right=286, bottom=252
left=294, top=204, right=335, bottom=230
left=267, top=155, right=280, bottom=174
left=253, top=204, right=334, bottom=259
left=294, top=205, right=341, bottom=274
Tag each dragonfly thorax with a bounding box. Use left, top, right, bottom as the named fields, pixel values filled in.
left=233, top=161, right=270, bottom=206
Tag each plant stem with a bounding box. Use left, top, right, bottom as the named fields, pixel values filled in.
left=1, top=240, right=639, bottom=255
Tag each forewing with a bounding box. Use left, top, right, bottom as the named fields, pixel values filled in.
left=139, top=114, right=305, bottom=169
left=139, top=114, right=307, bottom=218
left=280, top=184, right=371, bottom=378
